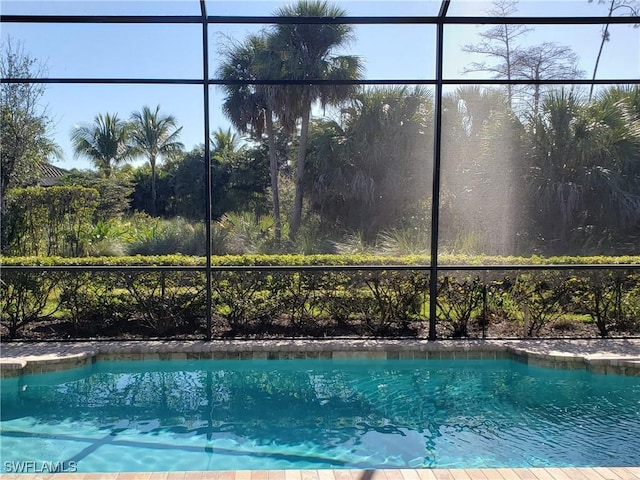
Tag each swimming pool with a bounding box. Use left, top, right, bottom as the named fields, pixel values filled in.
left=1, top=358, right=639, bottom=472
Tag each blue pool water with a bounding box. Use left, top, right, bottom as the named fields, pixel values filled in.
left=1, top=358, right=639, bottom=472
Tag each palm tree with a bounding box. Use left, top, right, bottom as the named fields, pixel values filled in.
left=440, top=86, right=527, bottom=254
left=218, top=33, right=284, bottom=243
left=130, top=105, right=183, bottom=216
left=270, top=0, right=364, bottom=238
left=306, top=86, right=433, bottom=237
left=211, top=128, right=242, bottom=162
left=71, top=112, right=132, bottom=178
left=527, top=88, right=640, bottom=252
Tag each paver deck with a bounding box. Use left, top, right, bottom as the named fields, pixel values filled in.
left=0, top=468, right=639, bottom=480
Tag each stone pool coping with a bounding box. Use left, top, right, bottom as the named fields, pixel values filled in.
left=1, top=339, right=640, bottom=378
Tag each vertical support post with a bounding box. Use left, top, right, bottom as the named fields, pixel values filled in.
left=482, top=277, right=488, bottom=339
left=201, top=0, right=212, bottom=341
left=428, top=1, right=449, bottom=341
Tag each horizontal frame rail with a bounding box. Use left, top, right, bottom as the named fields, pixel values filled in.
left=3, top=78, right=640, bottom=86
left=2, top=14, right=639, bottom=25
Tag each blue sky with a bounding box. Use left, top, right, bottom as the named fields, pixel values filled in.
left=1, top=0, right=639, bottom=171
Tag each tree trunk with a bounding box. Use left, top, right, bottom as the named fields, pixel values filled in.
left=589, top=21, right=612, bottom=102
left=0, top=168, right=10, bottom=219
left=533, top=67, right=541, bottom=116
left=265, top=110, right=281, bottom=244
left=150, top=155, right=157, bottom=217
left=290, top=100, right=311, bottom=239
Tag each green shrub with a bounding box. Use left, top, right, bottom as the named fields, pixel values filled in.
left=59, top=271, right=133, bottom=336
left=485, top=277, right=521, bottom=327
left=2, top=254, right=639, bottom=339
left=512, top=272, right=570, bottom=337
left=362, top=271, right=429, bottom=335
left=436, top=275, right=483, bottom=337
left=376, top=228, right=430, bottom=255
left=621, top=277, right=640, bottom=334
left=211, top=271, right=276, bottom=335
left=317, top=272, right=366, bottom=330
left=332, top=232, right=374, bottom=255
left=128, top=217, right=206, bottom=256
left=85, top=220, right=128, bottom=256
left=4, top=253, right=640, bottom=267
left=3, top=186, right=99, bottom=257
left=567, top=272, right=624, bottom=337
left=269, top=271, right=323, bottom=327
left=122, top=270, right=206, bottom=336
left=0, top=271, right=62, bottom=338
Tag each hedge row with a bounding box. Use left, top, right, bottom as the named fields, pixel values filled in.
left=2, top=255, right=640, bottom=340
left=4, top=253, right=640, bottom=267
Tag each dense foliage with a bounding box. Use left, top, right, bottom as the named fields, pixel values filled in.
left=2, top=254, right=639, bottom=340
left=5, top=83, right=639, bottom=257
left=2, top=186, right=99, bottom=257
left=0, top=38, right=59, bottom=215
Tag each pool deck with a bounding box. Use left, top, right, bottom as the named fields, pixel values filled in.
left=0, top=467, right=639, bottom=480
left=1, top=339, right=639, bottom=479
left=1, top=338, right=640, bottom=378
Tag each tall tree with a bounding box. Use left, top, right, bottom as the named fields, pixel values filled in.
left=0, top=38, right=60, bottom=214
left=170, top=148, right=207, bottom=221
left=588, top=0, right=639, bottom=101
left=71, top=113, right=132, bottom=179
left=218, top=33, right=284, bottom=243
left=270, top=0, right=363, bottom=238
left=130, top=105, right=183, bottom=217
left=462, top=0, right=583, bottom=116
left=512, top=42, right=583, bottom=115
left=461, top=0, right=531, bottom=107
